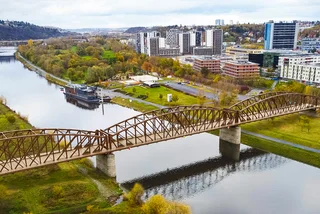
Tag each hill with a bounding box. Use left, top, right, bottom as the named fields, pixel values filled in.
left=301, top=24, right=320, bottom=38
left=0, top=20, right=74, bottom=41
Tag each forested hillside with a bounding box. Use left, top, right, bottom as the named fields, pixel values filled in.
left=0, top=20, right=71, bottom=40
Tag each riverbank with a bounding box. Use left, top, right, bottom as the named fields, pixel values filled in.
left=0, top=102, right=122, bottom=214
left=16, top=53, right=68, bottom=87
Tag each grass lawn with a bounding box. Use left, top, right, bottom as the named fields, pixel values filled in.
left=121, top=85, right=202, bottom=106
left=0, top=103, right=121, bottom=213
left=241, top=113, right=320, bottom=149
left=209, top=130, right=320, bottom=168
left=102, top=50, right=116, bottom=59
left=111, top=97, right=159, bottom=112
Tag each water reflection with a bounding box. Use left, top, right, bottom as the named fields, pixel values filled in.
left=65, top=96, right=100, bottom=110
left=0, top=56, right=16, bottom=64
left=121, top=148, right=288, bottom=201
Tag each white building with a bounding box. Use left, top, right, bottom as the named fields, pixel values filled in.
left=301, top=38, right=320, bottom=52
left=205, top=30, right=213, bottom=47
left=159, top=38, right=166, bottom=48
left=279, top=54, right=320, bottom=83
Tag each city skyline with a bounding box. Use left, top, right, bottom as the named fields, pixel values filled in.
left=0, top=0, right=319, bottom=29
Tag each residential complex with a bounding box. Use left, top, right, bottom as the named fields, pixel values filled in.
left=301, top=38, right=320, bottom=52
left=136, top=28, right=222, bottom=56
left=193, top=57, right=221, bottom=73
left=223, top=61, right=260, bottom=79
left=279, top=54, right=320, bottom=83
left=264, top=21, right=299, bottom=50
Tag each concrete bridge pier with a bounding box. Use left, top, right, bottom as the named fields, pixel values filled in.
left=219, top=126, right=241, bottom=161
left=96, top=153, right=116, bottom=177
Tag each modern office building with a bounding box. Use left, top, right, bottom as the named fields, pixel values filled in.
left=166, top=29, right=182, bottom=47
left=279, top=54, right=320, bottom=83
left=249, top=52, right=280, bottom=68
left=212, top=29, right=223, bottom=55
left=226, top=47, right=264, bottom=56
left=193, top=57, right=221, bottom=73
left=149, top=37, right=159, bottom=56
left=159, top=48, right=181, bottom=56
left=179, top=33, right=191, bottom=55
left=223, top=61, right=260, bottom=79
left=205, top=29, right=223, bottom=55
left=192, top=47, right=213, bottom=55
left=135, top=31, right=160, bottom=55
left=159, top=38, right=166, bottom=48
left=301, top=38, right=320, bottom=52
left=190, top=31, right=202, bottom=47
left=264, top=21, right=299, bottom=50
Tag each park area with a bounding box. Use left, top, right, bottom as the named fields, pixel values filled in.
left=119, top=85, right=205, bottom=106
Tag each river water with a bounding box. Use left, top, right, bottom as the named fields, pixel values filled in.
left=0, top=55, right=320, bottom=214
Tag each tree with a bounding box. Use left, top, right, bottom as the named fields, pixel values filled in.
left=142, top=61, right=152, bottom=72
left=172, top=94, right=179, bottom=103
left=200, top=67, right=209, bottom=77
left=104, top=81, right=109, bottom=88
left=300, top=115, right=311, bottom=132
left=198, top=89, right=205, bottom=106
left=27, top=39, right=33, bottom=47
left=159, top=94, right=163, bottom=100
left=132, top=87, right=136, bottom=94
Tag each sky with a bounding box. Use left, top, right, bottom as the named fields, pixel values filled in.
left=0, top=0, right=319, bottom=29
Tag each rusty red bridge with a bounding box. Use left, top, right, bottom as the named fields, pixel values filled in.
left=0, top=92, right=319, bottom=176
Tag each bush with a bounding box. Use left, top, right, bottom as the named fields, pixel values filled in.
left=137, top=95, right=148, bottom=100
left=79, top=158, right=94, bottom=168
left=142, top=195, right=191, bottom=214
left=52, top=185, right=65, bottom=198
left=5, top=114, right=16, bottom=124
left=124, top=183, right=144, bottom=207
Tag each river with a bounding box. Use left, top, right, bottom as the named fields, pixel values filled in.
left=0, top=55, right=320, bottom=214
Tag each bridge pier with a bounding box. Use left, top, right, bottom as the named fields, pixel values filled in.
left=96, top=153, right=116, bottom=177
left=219, top=126, right=241, bottom=161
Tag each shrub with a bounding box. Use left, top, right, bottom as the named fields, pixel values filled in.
left=142, top=195, right=168, bottom=214
left=5, top=114, right=16, bottom=124
left=79, top=158, right=94, bottom=168
left=132, top=87, right=137, bottom=93
left=52, top=185, right=65, bottom=198
left=172, top=94, right=179, bottom=103
left=159, top=94, right=163, bottom=100
left=124, top=183, right=144, bottom=207
left=137, top=95, right=148, bottom=100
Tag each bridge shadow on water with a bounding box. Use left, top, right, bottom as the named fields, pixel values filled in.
left=120, top=148, right=288, bottom=201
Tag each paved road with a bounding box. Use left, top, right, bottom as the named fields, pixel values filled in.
left=165, top=82, right=249, bottom=101
left=242, top=130, right=320, bottom=154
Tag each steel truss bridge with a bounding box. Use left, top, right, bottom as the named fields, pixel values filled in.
left=121, top=148, right=288, bottom=201
left=0, top=92, right=318, bottom=175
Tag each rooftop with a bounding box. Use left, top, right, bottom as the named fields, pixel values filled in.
left=226, top=61, right=259, bottom=65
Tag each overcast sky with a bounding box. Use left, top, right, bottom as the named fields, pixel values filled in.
left=0, top=0, right=319, bottom=29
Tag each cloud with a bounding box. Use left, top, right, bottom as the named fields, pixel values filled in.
left=0, top=0, right=319, bottom=28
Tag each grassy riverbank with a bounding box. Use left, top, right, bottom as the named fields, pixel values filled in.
left=242, top=113, right=320, bottom=149
left=0, top=102, right=122, bottom=214
left=111, top=97, right=159, bottom=113
left=209, top=129, right=320, bottom=168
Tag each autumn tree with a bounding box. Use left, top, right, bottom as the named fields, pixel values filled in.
left=142, top=61, right=153, bottom=72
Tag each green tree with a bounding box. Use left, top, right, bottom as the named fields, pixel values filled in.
left=172, top=94, right=179, bottom=103
left=200, top=67, right=209, bottom=77
left=132, top=87, right=137, bottom=94
left=159, top=94, right=163, bottom=100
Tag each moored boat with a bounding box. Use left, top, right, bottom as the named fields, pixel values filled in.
left=64, top=84, right=100, bottom=103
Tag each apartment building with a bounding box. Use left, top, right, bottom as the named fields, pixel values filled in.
left=279, top=54, right=320, bottom=83
left=301, top=38, right=320, bottom=52
left=193, top=57, right=221, bottom=73
left=223, top=61, right=259, bottom=79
